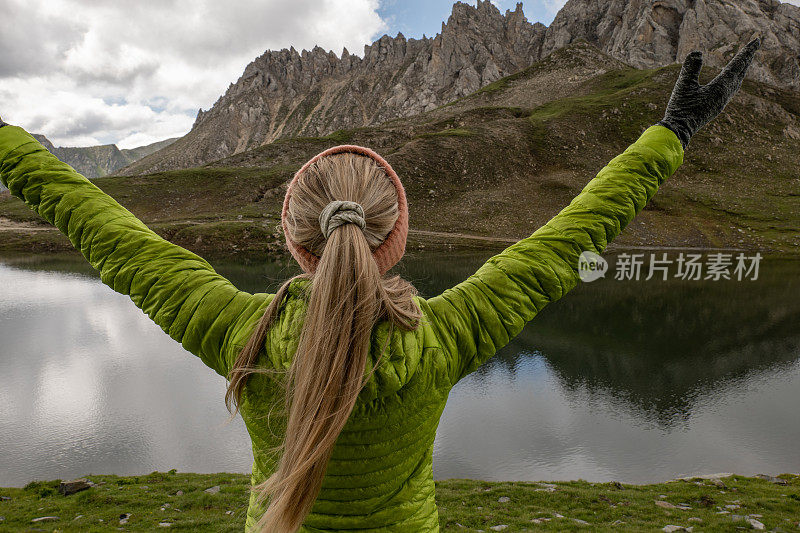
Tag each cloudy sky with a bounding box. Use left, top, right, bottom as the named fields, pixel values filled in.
left=2, top=0, right=795, bottom=149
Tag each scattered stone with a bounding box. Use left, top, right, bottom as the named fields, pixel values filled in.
left=747, top=518, right=765, bottom=530
left=573, top=518, right=590, bottom=525
left=756, top=474, right=787, bottom=485
left=73, top=515, right=83, bottom=520
left=531, top=517, right=551, bottom=524
left=611, top=519, right=625, bottom=526
left=497, top=496, right=510, bottom=503
left=536, top=483, right=557, bottom=492
left=784, top=124, right=800, bottom=140
left=226, top=510, right=234, bottom=515
left=204, top=485, right=221, bottom=495
left=656, top=500, right=677, bottom=508
left=31, top=516, right=59, bottom=523
left=142, top=486, right=149, bottom=490
left=676, top=473, right=733, bottom=481
left=119, top=512, right=131, bottom=525
left=725, top=504, right=741, bottom=510
left=553, top=513, right=564, bottom=518
left=688, top=517, right=702, bottom=522
left=489, top=525, right=508, bottom=531
left=662, top=526, right=691, bottom=532
left=58, top=478, right=92, bottom=496
left=175, top=490, right=184, bottom=496
left=158, top=522, right=172, bottom=527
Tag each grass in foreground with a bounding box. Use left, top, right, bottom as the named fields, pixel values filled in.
left=0, top=472, right=798, bottom=531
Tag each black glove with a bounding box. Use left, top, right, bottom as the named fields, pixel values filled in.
left=657, top=38, right=761, bottom=149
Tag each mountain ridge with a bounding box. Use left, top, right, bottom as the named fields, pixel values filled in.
left=119, top=0, right=800, bottom=176
left=3, top=41, right=798, bottom=257
left=32, top=135, right=177, bottom=179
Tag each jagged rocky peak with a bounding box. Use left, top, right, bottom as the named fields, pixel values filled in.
left=542, top=0, right=800, bottom=89
left=123, top=0, right=800, bottom=175
left=202, top=0, right=543, bottom=126
left=121, top=0, right=552, bottom=175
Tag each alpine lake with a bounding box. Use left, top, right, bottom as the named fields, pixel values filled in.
left=1, top=250, right=798, bottom=487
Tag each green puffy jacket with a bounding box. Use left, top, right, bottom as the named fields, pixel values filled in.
left=0, top=124, right=683, bottom=531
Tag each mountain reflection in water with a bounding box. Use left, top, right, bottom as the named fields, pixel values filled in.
left=0, top=251, right=797, bottom=486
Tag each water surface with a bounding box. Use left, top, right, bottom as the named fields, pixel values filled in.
left=1, top=251, right=798, bottom=486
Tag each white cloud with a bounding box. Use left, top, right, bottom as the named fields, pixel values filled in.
left=542, top=0, right=568, bottom=14
left=0, top=0, right=387, bottom=148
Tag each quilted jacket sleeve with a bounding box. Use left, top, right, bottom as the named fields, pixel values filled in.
left=0, top=125, right=263, bottom=378
left=422, top=125, right=684, bottom=385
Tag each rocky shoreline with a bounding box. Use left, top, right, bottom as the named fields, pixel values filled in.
left=1, top=472, right=798, bottom=531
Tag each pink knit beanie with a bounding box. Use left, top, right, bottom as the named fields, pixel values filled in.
left=281, top=145, right=409, bottom=275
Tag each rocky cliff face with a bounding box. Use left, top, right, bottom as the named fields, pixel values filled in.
left=542, top=0, right=800, bottom=90
left=122, top=0, right=800, bottom=175
left=122, top=1, right=547, bottom=174
left=32, top=135, right=177, bottom=178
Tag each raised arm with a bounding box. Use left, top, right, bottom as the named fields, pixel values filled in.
left=420, top=38, right=760, bottom=386
left=420, top=125, right=682, bottom=384
left=0, top=124, right=268, bottom=378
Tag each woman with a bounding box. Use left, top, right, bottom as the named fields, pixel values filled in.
left=0, top=40, right=759, bottom=532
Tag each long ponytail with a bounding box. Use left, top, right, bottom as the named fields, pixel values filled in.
left=225, top=153, right=420, bottom=532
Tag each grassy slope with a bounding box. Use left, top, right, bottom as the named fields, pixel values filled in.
left=0, top=473, right=797, bottom=532
left=1, top=42, right=798, bottom=259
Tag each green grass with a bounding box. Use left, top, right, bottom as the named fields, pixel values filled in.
left=274, top=129, right=354, bottom=145
left=473, top=52, right=569, bottom=96
left=416, top=128, right=475, bottom=139
left=0, top=473, right=797, bottom=531
left=526, top=68, right=659, bottom=123
left=0, top=228, right=74, bottom=254
left=471, top=40, right=603, bottom=98
left=2, top=42, right=799, bottom=257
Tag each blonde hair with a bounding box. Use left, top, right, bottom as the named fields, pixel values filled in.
left=225, top=153, right=421, bottom=532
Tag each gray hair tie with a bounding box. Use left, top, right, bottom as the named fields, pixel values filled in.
left=319, top=200, right=366, bottom=239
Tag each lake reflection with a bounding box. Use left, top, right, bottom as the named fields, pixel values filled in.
left=0, top=251, right=798, bottom=487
